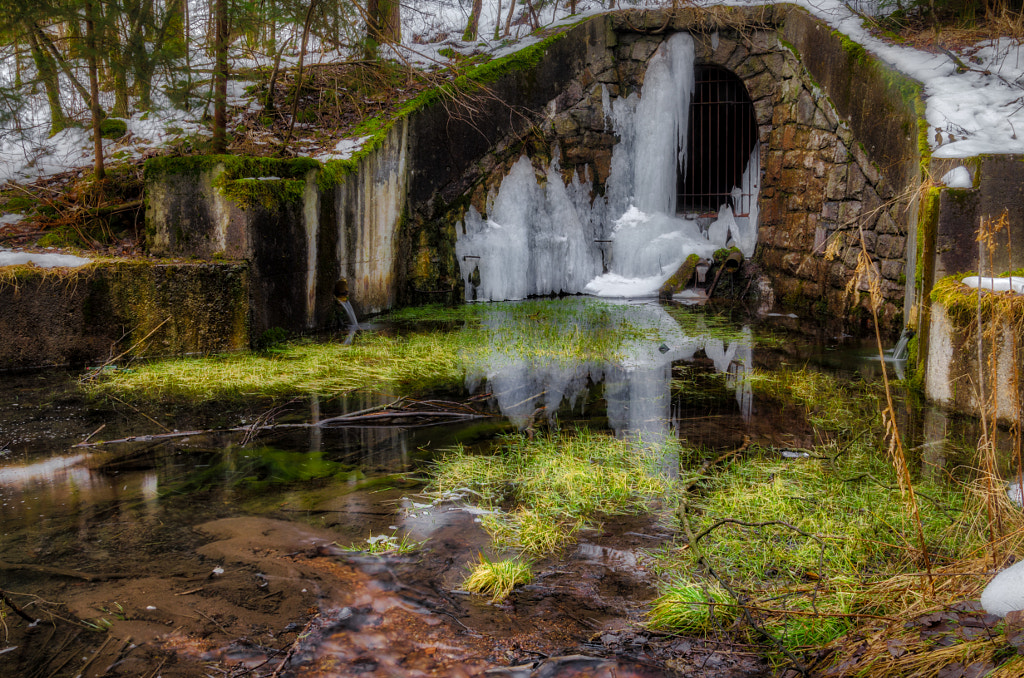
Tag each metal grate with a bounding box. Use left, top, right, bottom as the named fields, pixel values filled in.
left=678, top=66, right=759, bottom=217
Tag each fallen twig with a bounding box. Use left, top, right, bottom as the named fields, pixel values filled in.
left=0, top=589, right=38, bottom=624
left=271, top=613, right=320, bottom=678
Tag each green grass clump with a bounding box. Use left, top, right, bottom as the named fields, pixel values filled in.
left=648, top=582, right=737, bottom=634
left=433, top=430, right=676, bottom=555
left=89, top=331, right=465, bottom=401
left=462, top=555, right=533, bottom=602
left=656, top=449, right=978, bottom=652
left=675, top=452, right=971, bottom=587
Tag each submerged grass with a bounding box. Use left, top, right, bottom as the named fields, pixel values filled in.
left=433, top=429, right=676, bottom=556
left=86, top=298, right=673, bottom=402
left=89, top=331, right=466, bottom=401
left=337, top=531, right=423, bottom=556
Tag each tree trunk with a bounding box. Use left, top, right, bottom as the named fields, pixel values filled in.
left=27, top=28, right=66, bottom=136
left=365, top=0, right=401, bottom=58
left=34, top=23, right=93, bottom=104
left=212, top=0, right=228, bottom=153
left=463, top=0, right=483, bottom=41
left=85, top=0, right=105, bottom=180
left=112, top=66, right=130, bottom=118
left=504, top=0, right=516, bottom=37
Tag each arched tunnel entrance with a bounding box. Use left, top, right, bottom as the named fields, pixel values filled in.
left=678, top=65, right=759, bottom=218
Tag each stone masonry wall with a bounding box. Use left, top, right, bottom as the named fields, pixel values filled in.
left=428, top=6, right=917, bottom=333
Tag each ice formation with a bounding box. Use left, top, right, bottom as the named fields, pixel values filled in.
left=457, top=32, right=761, bottom=302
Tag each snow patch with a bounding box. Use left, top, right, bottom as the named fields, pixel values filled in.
left=982, top=559, right=1024, bottom=616
left=940, top=166, right=973, bottom=188
left=0, top=252, right=91, bottom=268
left=961, top=276, right=1024, bottom=294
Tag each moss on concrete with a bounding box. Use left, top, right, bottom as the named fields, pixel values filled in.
left=216, top=176, right=305, bottom=210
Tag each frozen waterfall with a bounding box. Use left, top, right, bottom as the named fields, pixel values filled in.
left=457, top=32, right=760, bottom=302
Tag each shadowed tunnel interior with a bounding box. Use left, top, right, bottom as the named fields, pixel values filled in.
left=678, top=65, right=759, bottom=217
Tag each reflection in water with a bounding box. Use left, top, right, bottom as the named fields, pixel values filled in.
left=465, top=301, right=754, bottom=459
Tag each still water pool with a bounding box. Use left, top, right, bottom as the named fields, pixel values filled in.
left=0, top=299, right=944, bottom=677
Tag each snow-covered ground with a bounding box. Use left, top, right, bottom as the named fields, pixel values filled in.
left=0, top=0, right=1021, bottom=186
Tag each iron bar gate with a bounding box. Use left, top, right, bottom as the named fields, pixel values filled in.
left=677, top=66, right=759, bottom=218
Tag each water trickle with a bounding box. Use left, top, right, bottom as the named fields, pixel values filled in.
left=458, top=33, right=760, bottom=302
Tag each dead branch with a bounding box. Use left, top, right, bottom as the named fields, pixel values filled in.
left=678, top=499, right=811, bottom=675
left=75, top=401, right=495, bottom=447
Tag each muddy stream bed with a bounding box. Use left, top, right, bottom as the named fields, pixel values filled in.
left=0, top=302, right=943, bottom=677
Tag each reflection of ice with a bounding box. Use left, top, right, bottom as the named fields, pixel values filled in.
left=0, top=454, right=90, bottom=487
left=466, top=301, right=755, bottom=453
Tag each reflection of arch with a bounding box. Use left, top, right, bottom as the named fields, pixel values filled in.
left=677, top=66, right=758, bottom=217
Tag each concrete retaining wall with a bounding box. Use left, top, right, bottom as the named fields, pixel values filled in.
left=0, top=263, right=248, bottom=370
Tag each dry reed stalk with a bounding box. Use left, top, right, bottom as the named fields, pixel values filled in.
left=973, top=210, right=1014, bottom=563
left=852, top=226, right=934, bottom=591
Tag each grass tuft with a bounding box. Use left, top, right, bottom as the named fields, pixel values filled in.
left=462, top=555, right=533, bottom=603
left=433, top=430, right=676, bottom=556
left=648, top=581, right=738, bottom=634
left=337, top=532, right=423, bottom=556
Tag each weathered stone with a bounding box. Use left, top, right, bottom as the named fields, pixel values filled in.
left=782, top=251, right=804, bottom=274
left=829, top=261, right=849, bottom=287
left=724, top=43, right=750, bottom=71
left=807, top=129, right=834, bottom=151
left=846, top=164, right=866, bottom=199
left=553, top=116, right=579, bottom=137
left=812, top=106, right=831, bottom=131
left=788, top=178, right=824, bottom=210
left=825, top=166, right=848, bottom=201
left=876, top=209, right=899, bottom=235
left=881, top=259, right=904, bottom=281
left=761, top=52, right=787, bottom=78
left=734, top=54, right=767, bottom=80
left=796, top=89, right=817, bottom=123
left=631, top=37, right=660, bottom=62
left=592, top=150, right=612, bottom=186
left=852, top=143, right=882, bottom=185
left=861, top=229, right=877, bottom=254
left=745, top=70, right=776, bottom=101
left=832, top=140, right=850, bottom=164
left=838, top=201, right=863, bottom=228
left=764, top=151, right=784, bottom=181
left=876, top=234, right=905, bottom=259
left=595, top=67, right=619, bottom=84
left=801, top=153, right=827, bottom=179
left=843, top=246, right=862, bottom=269
left=822, top=201, right=841, bottom=223
left=754, top=99, right=773, bottom=125
left=711, top=37, right=737, bottom=66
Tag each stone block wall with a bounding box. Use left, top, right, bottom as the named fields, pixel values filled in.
left=426, top=6, right=918, bottom=333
